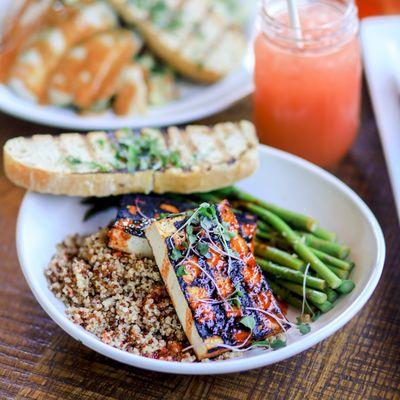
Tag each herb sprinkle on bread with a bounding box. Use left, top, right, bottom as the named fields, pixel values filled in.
left=4, top=121, right=259, bottom=197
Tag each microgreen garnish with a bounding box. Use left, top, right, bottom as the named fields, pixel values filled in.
left=158, top=213, right=170, bottom=219
left=176, top=265, right=187, bottom=277
left=270, top=339, right=286, bottom=350
left=222, top=222, right=235, bottom=241
left=252, top=340, right=270, bottom=348
left=171, top=203, right=210, bottom=239
left=240, top=316, right=256, bottom=331
left=200, top=217, right=213, bottom=230
left=230, top=296, right=241, bottom=309
left=311, top=311, right=321, bottom=322
left=235, top=284, right=244, bottom=298
left=301, top=263, right=314, bottom=317
left=199, top=204, right=216, bottom=220
left=295, top=316, right=311, bottom=335
left=246, top=307, right=290, bottom=333
left=170, top=247, right=182, bottom=261
left=186, top=225, right=197, bottom=245
left=297, top=323, right=311, bottom=335
left=197, top=242, right=210, bottom=257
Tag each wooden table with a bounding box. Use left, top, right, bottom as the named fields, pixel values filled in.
left=0, top=91, right=399, bottom=400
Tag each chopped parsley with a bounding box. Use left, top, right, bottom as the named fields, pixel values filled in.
left=64, top=156, right=110, bottom=173
left=97, top=138, right=106, bottom=148
left=166, top=12, right=182, bottom=30
left=87, top=161, right=110, bottom=173
left=113, top=129, right=181, bottom=173
left=149, top=0, right=173, bottom=28
left=64, top=156, right=81, bottom=165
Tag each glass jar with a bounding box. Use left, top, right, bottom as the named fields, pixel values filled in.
left=253, top=0, right=362, bottom=167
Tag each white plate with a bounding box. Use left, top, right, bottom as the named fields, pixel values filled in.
left=0, top=1, right=256, bottom=130
left=16, top=145, right=385, bottom=374
left=361, top=16, right=400, bottom=224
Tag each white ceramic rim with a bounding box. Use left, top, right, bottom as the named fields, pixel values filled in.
left=0, top=78, right=254, bottom=130
left=16, top=145, right=385, bottom=375
left=361, top=16, right=400, bottom=224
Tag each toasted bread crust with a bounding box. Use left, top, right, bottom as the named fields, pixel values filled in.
left=4, top=147, right=257, bottom=196
left=153, top=146, right=259, bottom=194
left=3, top=122, right=259, bottom=197
left=4, top=149, right=153, bottom=196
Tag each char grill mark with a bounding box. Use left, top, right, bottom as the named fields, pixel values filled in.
left=111, top=194, right=193, bottom=238
left=109, top=194, right=258, bottom=249
left=217, top=201, right=288, bottom=339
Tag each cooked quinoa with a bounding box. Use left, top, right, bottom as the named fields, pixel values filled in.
left=45, top=229, right=197, bottom=361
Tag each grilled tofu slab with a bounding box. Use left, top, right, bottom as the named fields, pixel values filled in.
left=145, top=200, right=288, bottom=360
left=108, top=194, right=194, bottom=257
left=108, top=0, right=247, bottom=83
left=4, top=121, right=258, bottom=197
left=108, top=194, right=257, bottom=258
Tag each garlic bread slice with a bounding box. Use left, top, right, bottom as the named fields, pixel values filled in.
left=108, top=0, right=247, bottom=83
left=4, top=121, right=258, bottom=196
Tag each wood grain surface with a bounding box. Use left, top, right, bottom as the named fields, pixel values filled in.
left=0, top=90, right=399, bottom=400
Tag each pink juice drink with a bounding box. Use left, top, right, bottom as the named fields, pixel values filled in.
left=254, top=0, right=361, bottom=167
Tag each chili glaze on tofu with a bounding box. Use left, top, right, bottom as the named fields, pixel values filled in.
left=108, top=194, right=194, bottom=257
left=108, top=194, right=258, bottom=259
left=145, top=200, right=289, bottom=360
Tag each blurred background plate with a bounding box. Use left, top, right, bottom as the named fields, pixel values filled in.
left=0, top=0, right=256, bottom=130
left=361, top=16, right=400, bottom=223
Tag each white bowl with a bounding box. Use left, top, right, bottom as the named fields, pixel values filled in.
left=16, top=145, right=385, bottom=374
